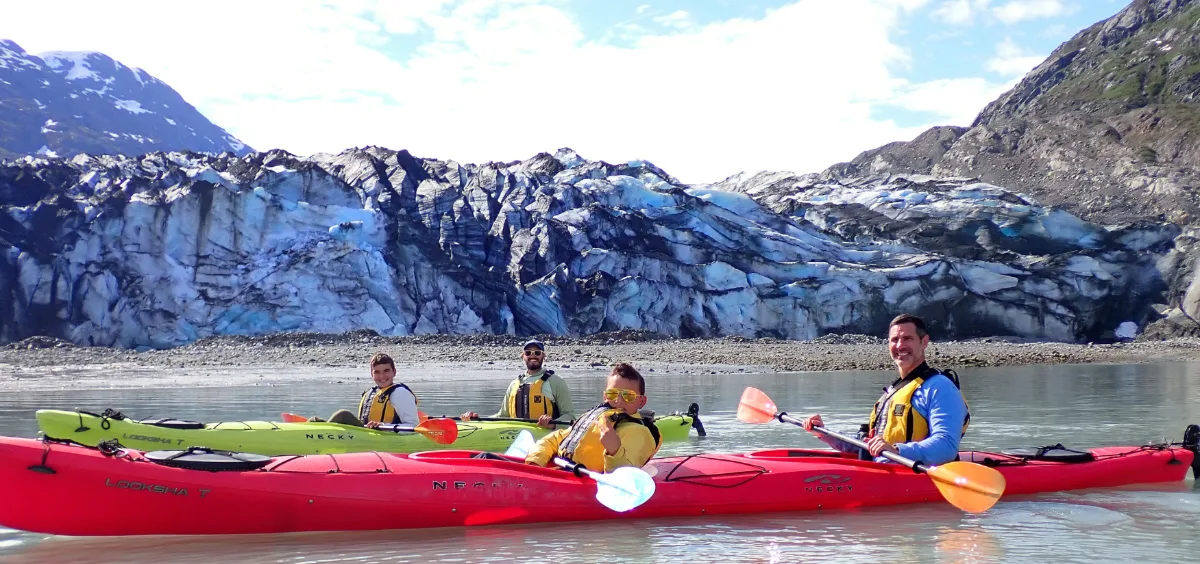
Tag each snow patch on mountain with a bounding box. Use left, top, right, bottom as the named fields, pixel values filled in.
left=113, top=99, right=151, bottom=114
left=1, top=39, right=251, bottom=158
left=40, top=51, right=102, bottom=81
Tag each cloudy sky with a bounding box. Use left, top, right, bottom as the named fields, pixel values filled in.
left=1, top=0, right=1125, bottom=183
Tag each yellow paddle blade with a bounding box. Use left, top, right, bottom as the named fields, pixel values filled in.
left=926, top=461, right=1006, bottom=513
left=280, top=412, right=308, bottom=423
left=736, top=387, right=779, bottom=424
left=416, top=418, right=459, bottom=445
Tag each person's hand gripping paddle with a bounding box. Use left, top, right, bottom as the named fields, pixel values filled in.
left=736, top=387, right=1005, bottom=513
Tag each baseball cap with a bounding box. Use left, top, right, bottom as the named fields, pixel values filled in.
left=522, top=339, right=545, bottom=351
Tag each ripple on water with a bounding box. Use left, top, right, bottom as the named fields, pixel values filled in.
left=1060, top=488, right=1200, bottom=515
left=982, top=501, right=1133, bottom=530
left=0, top=527, right=19, bottom=541
left=0, top=366, right=1197, bottom=563
left=0, top=526, right=24, bottom=552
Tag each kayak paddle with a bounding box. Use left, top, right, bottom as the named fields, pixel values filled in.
left=460, top=404, right=705, bottom=434
left=504, top=430, right=657, bottom=513
left=736, top=386, right=1006, bottom=513
left=284, top=410, right=434, bottom=424
left=378, top=419, right=459, bottom=444
left=450, top=415, right=570, bottom=426
left=279, top=412, right=459, bottom=445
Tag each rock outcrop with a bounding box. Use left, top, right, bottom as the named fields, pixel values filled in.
left=822, top=0, right=1200, bottom=227
left=771, top=0, right=1200, bottom=340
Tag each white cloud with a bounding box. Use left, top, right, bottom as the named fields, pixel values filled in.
left=890, top=77, right=1014, bottom=125
left=1042, top=23, right=1069, bottom=37
left=887, top=0, right=935, bottom=10
left=652, top=10, right=693, bottom=30
left=986, top=37, right=1045, bottom=76
left=933, top=0, right=973, bottom=24
left=636, top=4, right=652, bottom=15
left=933, top=0, right=1071, bottom=26
left=607, top=22, right=649, bottom=42
left=0, top=0, right=1008, bottom=183
left=992, top=0, right=1070, bottom=24
left=931, top=0, right=991, bottom=25
left=368, top=0, right=453, bottom=34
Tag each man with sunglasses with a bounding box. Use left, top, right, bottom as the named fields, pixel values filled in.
left=460, top=339, right=576, bottom=428
left=802, top=314, right=969, bottom=466
left=524, top=363, right=661, bottom=473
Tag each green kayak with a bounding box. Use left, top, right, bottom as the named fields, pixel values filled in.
left=35, top=404, right=704, bottom=456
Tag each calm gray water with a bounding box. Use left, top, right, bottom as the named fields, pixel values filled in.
left=0, top=362, right=1197, bottom=563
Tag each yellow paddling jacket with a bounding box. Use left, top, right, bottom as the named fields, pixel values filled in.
left=526, top=403, right=661, bottom=473
left=867, top=364, right=970, bottom=445
left=358, top=383, right=417, bottom=425
left=508, top=371, right=560, bottom=420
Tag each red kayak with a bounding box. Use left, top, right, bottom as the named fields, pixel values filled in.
left=0, top=429, right=1195, bottom=536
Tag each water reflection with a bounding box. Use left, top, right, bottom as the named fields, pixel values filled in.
left=3, top=510, right=1010, bottom=564
left=0, top=361, right=1196, bottom=562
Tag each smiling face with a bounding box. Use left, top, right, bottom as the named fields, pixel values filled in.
left=604, top=372, right=647, bottom=415
left=888, top=322, right=929, bottom=375
left=522, top=346, right=544, bottom=371
left=371, top=363, right=396, bottom=388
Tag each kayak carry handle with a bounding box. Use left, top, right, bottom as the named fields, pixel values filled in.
left=1184, top=424, right=1200, bottom=480
left=73, top=409, right=91, bottom=432
left=27, top=440, right=56, bottom=474
left=687, top=403, right=707, bottom=437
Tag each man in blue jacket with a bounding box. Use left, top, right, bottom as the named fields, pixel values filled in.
left=803, top=314, right=969, bottom=466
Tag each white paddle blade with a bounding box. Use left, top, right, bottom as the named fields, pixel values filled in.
left=504, top=430, right=537, bottom=457
left=593, top=466, right=657, bottom=512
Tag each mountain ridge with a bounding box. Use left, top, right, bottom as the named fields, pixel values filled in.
left=813, top=0, right=1200, bottom=226
left=1, top=39, right=250, bottom=160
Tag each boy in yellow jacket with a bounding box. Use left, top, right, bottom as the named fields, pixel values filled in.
left=525, top=363, right=661, bottom=473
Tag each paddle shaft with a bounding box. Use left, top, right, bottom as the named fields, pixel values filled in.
left=552, top=456, right=639, bottom=495
left=377, top=423, right=429, bottom=433
left=283, top=413, right=436, bottom=431
left=449, top=416, right=569, bottom=426
left=776, top=413, right=930, bottom=474
left=553, top=456, right=594, bottom=478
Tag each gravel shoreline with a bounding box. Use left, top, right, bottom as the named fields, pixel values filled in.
left=4, top=331, right=1200, bottom=377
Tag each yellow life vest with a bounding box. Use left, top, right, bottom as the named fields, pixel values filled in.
left=556, top=404, right=662, bottom=473
left=358, top=383, right=418, bottom=425
left=867, top=367, right=969, bottom=445
left=508, top=371, right=560, bottom=420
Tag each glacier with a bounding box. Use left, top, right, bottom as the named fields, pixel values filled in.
left=0, top=148, right=1180, bottom=348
